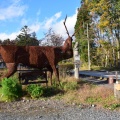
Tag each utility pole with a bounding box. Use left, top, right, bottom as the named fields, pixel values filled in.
left=87, top=23, right=91, bottom=70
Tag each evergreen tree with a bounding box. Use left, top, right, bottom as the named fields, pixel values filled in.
left=75, top=0, right=120, bottom=67
left=74, top=2, right=96, bottom=65
left=16, top=25, right=39, bottom=46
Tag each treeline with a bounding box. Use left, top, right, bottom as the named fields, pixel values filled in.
left=0, top=26, right=39, bottom=46
left=0, top=26, right=64, bottom=47
left=75, top=0, right=120, bottom=68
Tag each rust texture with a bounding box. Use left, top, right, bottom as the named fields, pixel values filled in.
left=0, top=16, right=74, bottom=84
left=0, top=36, right=73, bottom=83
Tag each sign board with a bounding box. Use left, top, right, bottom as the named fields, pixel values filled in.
left=74, top=60, right=80, bottom=65
left=75, top=64, right=80, bottom=68
left=74, top=55, right=80, bottom=65
left=74, top=55, right=80, bottom=61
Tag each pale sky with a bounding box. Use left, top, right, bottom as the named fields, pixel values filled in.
left=0, top=0, right=80, bottom=40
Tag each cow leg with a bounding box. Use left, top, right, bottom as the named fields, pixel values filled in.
left=47, top=66, right=53, bottom=85
left=50, top=71, right=53, bottom=85
left=51, top=65, right=60, bottom=86
left=2, top=63, right=17, bottom=78
left=47, top=70, right=53, bottom=85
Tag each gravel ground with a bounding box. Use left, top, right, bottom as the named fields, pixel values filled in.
left=0, top=99, right=120, bottom=120
left=0, top=76, right=120, bottom=120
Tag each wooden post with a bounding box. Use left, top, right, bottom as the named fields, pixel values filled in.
left=114, top=83, right=120, bottom=99
left=108, top=76, right=114, bottom=84
left=114, top=71, right=120, bottom=99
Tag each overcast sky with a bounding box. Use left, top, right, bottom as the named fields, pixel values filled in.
left=0, top=0, right=80, bottom=40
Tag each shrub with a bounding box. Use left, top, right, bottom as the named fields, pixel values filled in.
left=26, top=84, right=62, bottom=98
left=61, top=81, right=78, bottom=91
left=26, top=84, right=44, bottom=98
left=1, top=77, right=22, bottom=101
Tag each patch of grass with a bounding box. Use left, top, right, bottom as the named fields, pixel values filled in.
left=77, top=85, right=115, bottom=105
left=104, top=103, right=120, bottom=110
left=1, top=76, right=22, bottom=101
left=60, top=79, right=120, bottom=110
left=21, top=75, right=120, bottom=110
left=85, top=96, right=102, bottom=104
left=59, top=76, right=79, bottom=91
left=26, top=84, right=62, bottom=98
left=0, top=87, right=2, bottom=95
left=42, top=86, right=62, bottom=97
left=26, top=84, right=44, bottom=98
left=61, top=81, right=78, bottom=91
left=1, top=73, right=120, bottom=111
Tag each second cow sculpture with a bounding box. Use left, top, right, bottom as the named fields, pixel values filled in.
left=0, top=17, right=73, bottom=84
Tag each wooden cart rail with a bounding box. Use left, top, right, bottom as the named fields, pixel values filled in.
left=17, top=69, right=48, bottom=85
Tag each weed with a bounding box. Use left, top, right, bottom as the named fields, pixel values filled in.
left=1, top=77, right=22, bottom=101
left=26, top=84, right=44, bottom=98
left=104, top=103, right=120, bottom=110
left=61, top=81, right=78, bottom=91
left=85, top=96, right=102, bottom=104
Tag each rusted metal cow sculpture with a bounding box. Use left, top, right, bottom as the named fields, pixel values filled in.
left=0, top=16, right=74, bottom=84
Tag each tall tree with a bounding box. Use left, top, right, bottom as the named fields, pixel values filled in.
left=75, top=0, right=120, bottom=67
left=41, top=28, right=64, bottom=46
left=74, top=1, right=95, bottom=66
left=1, top=39, right=16, bottom=45
left=89, top=0, right=120, bottom=66
left=16, top=25, right=39, bottom=46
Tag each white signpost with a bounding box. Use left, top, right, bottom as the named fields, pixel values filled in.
left=74, top=42, right=80, bottom=79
